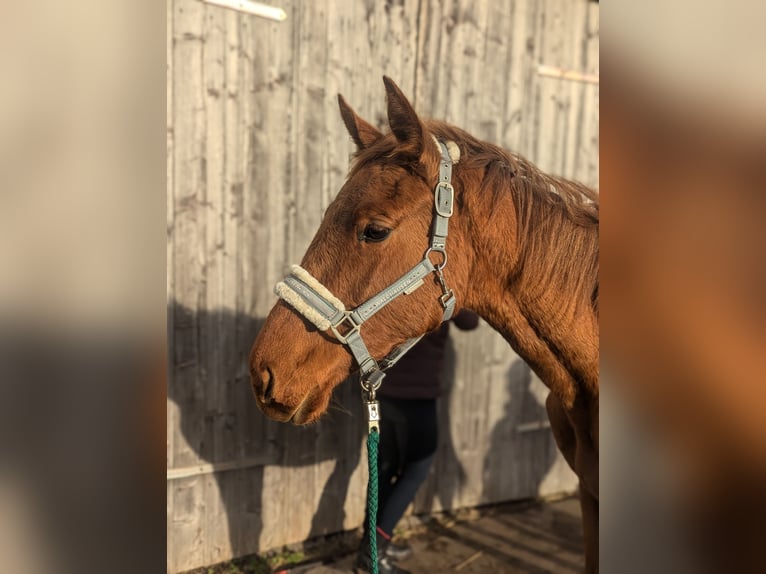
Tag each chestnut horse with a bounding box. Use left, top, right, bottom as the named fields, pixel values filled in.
left=249, top=77, right=599, bottom=571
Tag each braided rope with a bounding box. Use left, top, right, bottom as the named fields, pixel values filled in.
left=367, top=429, right=380, bottom=574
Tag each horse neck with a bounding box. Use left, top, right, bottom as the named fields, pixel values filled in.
left=461, top=172, right=599, bottom=407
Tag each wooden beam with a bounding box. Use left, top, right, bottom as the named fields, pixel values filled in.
left=537, top=64, right=599, bottom=85
left=201, top=0, right=287, bottom=21
left=167, top=457, right=265, bottom=480
left=516, top=420, right=552, bottom=433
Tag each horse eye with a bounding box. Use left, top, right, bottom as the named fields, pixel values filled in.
left=360, top=223, right=391, bottom=243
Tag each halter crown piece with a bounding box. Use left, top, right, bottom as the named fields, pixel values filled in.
left=274, top=140, right=457, bottom=408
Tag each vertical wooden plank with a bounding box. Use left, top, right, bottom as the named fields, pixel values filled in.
left=534, top=0, right=557, bottom=172
left=205, top=471, right=229, bottom=566
left=171, top=0, right=207, bottom=464
left=585, top=1, right=600, bottom=188
left=169, top=0, right=207, bottom=571
left=556, top=0, right=570, bottom=169
left=560, top=0, right=584, bottom=179
left=170, top=476, right=206, bottom=572
left=501, top=0, right=530, bottom=150
left=202, top=0, right=226, bottom=467
left=221, top=8, right=244, bottom=467
left=235, top=1, right=298, bottom=559
left=246, top=1, right=295, bottom=299
left=287, top=0, right=329, bottom=266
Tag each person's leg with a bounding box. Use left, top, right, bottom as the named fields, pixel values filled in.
left=376, top=398, right=406, bottom=514
left=376, top=399, right=438, bottom=537
left=376, top=453, right=434, bottom=534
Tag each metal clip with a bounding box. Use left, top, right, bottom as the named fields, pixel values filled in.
left=366, top=400, right=381, bottom=433
left=436, top=269, right=454, bottom=309
left=436, top=271, right=448, bottom=294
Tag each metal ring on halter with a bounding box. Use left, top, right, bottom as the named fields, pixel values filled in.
left=360, top=376, right=382, bottom=396
left=424, top=247, right=448, bottom=270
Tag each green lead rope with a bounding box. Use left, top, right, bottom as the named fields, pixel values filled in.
left=367, top=428, right=380, bottom=574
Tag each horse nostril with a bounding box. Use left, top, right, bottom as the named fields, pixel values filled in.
left=263, top=366, right=275, bottom=402
left=250, top=360, right=276, bottom=404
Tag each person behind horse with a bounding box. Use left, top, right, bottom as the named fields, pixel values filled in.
left=357, top=310, right=479, bottom=574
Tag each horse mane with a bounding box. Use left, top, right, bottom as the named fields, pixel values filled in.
left=348, top=120, right=600, bottom=316
left=426, top=122, right=599, bottom=319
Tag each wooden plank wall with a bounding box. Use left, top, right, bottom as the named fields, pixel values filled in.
left=167, top=0, right=599, bottom=571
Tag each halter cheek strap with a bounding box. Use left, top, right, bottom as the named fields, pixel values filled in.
left=274, top=140, right=457, bottom=395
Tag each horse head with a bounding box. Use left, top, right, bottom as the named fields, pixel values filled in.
left=249, top=77, right=472, bottom=424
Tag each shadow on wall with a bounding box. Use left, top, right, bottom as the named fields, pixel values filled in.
left=167, top=302, right=367, bottom=566
left=467, top=361, right=584, bottom=572
left=168, top=302, right=571, bottom=569
left=482, top=359, right=562, bottom=503
left=413, top=336, right=562, bottom=516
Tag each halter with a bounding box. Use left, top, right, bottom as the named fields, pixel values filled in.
left=274, top=140, right=457, bottom=411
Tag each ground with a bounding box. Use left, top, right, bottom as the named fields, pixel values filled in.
left=187, top=496, right=583, bottom=574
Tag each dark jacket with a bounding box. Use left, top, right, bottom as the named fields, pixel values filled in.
left=377, top=310, right=480, bottom=400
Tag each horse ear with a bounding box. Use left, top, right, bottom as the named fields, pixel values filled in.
left=338, top=94, right=382, bottom=150
left=383, top=76, right=425, bottom=159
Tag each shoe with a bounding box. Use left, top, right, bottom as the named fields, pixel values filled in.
left=356, top=535, right=411, bottom=574
left=384, top=540, right=412, bottom=561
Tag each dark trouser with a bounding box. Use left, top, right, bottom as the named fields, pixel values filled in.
left=371, top=397, right=438, bottom=536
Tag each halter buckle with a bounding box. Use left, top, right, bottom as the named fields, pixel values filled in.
left=434, top=182, right=454, bottom=217
left=330, top=312, right=361, bottom=344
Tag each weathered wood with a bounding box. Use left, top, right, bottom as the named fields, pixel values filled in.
left=168, top=1, right=599, bottom=571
